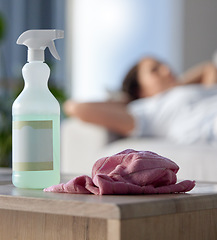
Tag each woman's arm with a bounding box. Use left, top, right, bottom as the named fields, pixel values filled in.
left=63, top=100, right=135, bottom=136
left=180, top=62, right=217, bottom=86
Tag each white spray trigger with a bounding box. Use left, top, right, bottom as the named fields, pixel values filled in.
left=17, top=29, right=64, bottom=62
left=48, top=41, right=60, bottom=60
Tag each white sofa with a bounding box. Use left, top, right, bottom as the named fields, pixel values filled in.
left=61, top=118, right=217, bottom=182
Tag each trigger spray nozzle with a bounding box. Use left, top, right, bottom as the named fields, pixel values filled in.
left=16, top=29, right=64, bottom=62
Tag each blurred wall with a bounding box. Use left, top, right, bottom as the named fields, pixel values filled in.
left=182, top=0, right=217, bottom=70
left=66, top=0, right=184, bottom=101
left=66, top=0, right=217, bottom=99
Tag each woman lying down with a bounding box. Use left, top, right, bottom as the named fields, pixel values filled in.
left=64, top=56, right=217, bottom=145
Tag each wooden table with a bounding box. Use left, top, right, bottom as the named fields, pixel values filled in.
left=0, top=169, right=216, bottom=240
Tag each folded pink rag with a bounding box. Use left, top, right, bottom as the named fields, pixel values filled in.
left=44, top=149, right=195, bottom=195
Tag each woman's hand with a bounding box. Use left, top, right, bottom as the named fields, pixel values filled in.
left=180, top=62, right=217, bottom=87
left=63, top=100, right=78, bottom=117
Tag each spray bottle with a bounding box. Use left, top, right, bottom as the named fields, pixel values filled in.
left=12, top=29, right=64, bottom=188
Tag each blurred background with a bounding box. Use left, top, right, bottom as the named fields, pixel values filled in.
left=0, top=0, right=217, bottom=167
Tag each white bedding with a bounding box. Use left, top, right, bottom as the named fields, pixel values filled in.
left=127, top=84, right=217, bottom=145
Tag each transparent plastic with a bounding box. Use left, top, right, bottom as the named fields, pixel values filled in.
left=12, top=62, right=60, bottom=189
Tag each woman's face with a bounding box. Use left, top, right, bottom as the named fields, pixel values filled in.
left=137, top=58, right=177, bottom=98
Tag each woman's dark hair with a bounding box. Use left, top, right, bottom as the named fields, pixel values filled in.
left=121, top=63, right=140, bottom=101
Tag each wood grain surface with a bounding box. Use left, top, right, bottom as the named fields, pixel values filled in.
left=0, top=183, right=216, bottom=220
left=0, top=169, right=216, bottom=239
left=0, top=209, right=107, bottom=240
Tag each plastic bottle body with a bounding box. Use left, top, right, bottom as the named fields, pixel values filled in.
left=12, top=62, right=60, bottom=189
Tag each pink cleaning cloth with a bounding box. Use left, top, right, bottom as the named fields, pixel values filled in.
left=44, top=149, right=195, bottom=195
